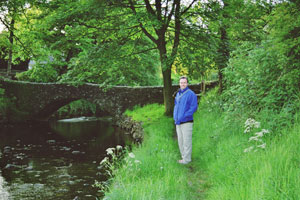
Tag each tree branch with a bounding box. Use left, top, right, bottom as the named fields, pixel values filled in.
left=155, top=0, right=162, bottom=21
left=170, top=0, right=181, bottom=63
left=181, top=0, right=197, bottom=15
left=128, top=0, right=158, bottom=44
left=163, top=0, right=170, bottom=21
left=0, top=16, right=35, bottom=57
left=0, top=16, right=10, bottom=30
left=165, top=1, right=176, bottom=29
left=120, top=47, right=157, bottom=58
left=75, top=20, right=139, bottom=31
left=143, top=0, right=156, bottom=16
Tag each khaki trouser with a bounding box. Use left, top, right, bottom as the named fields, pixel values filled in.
left=176, top=122, right=193, bottom=163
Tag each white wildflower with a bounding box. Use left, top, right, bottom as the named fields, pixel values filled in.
left=243, top=146, right=254, bottom=153
left=248, top=136, right=260, bottom=141
left=262, top=129, right=270, bottom=134
left=128, top=152, right=135, bottom=158
left=244, top=118, right=260, bottom=129
left=100, top=157, right=109, bottom=165
left=106, top=148, right=115, bottom=155
left=244, top=127, right=251, bottom=134
left=134, top=160, right=141, bottom=164
left=257, top=143, right=266, bottom=149
left=254, top=121, right=261, bottom=128
left=116, top=145, right=123, bottom=151
left=255, top=131, right=264, bottom=137
left=245, top=118, right=255, bottom=127
left=255, top=129, right=269, bottom=137
left=244, top=118, right=268, bottom=152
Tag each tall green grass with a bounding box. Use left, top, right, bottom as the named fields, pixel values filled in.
left=193, top=93, right=300, bottom=200
left=103, top=96, right=300, bottom=199
left=104, top=104, right=201, bottom=200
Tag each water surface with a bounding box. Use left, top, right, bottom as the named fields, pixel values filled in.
left=0, top=117, right=131, bottom=200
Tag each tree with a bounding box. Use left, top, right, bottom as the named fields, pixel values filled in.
left=19, top=0, right=198, bottom=115
left=0, top=0, right=38, bottom=75
left=105, top=0, right=199, bottom=115
left=222, top=0, right=300, bottom=118
left=0, top=0, right=18, bottom=76
left=15, top=0, right=161, bottom=86
left=195, top=0, right=273, bottom=93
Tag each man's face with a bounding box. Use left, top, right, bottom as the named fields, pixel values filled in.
left=179, top=78, right=188, bottom=90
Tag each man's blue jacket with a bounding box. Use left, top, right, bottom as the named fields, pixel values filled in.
left=173, top=87, right=198, bottom=125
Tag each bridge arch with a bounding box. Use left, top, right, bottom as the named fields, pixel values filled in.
left=44, top=98, right=115, bottom=120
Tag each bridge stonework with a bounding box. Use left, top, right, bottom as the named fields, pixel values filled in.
left=0, top=78, right=217, bottom=121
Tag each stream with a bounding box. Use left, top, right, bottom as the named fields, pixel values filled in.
left=0, top=117, right=131, bottom=200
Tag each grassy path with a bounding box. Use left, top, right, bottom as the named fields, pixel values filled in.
left=102, top=103, right=205, bottom=199
left=103, top=99, right=300, bottom=199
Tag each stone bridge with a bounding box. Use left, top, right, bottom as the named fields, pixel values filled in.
left=0, top=78, right=217, bottom=121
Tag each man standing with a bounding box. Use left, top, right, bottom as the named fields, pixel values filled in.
left=173, top=76, right=198, bottom=164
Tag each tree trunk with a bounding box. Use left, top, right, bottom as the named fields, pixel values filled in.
left=160, top=0, right=180, bottom=116
left=201, top=80, right=206, bottom=95
left=162, top=67, right=173, bottom=116
left=158, top=42, right=173, bottom=116
left=217, top=0, right=230, bottom=94
left=7, top=19, right=14, bottom=77
left=128, top=0, right=183, bottom=116
left=218, top=66, right=223, bottom=93
left=217, top=26, right=229, bottom=94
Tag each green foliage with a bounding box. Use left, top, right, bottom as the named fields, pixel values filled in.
left=175, top=30, right=217, bottom=82
left=59, top=37, right=161, bottom=86
left=1, top=0, right=299, bottom=117
left=172, top=0, right=271, bottom=85
left=124, top=103, right=165, bottom=125
left=53, top=99, right=97, bottom=119
left=222, top=2, right=300, bottom=127
left=94, top=145, right=126, bottom=194
left=102, top=93, right=300, bottom=199
left=16, top=63, right=59, bottom=82
left=9, top=0, right=162, bottom=86
left=0, top=32, right=9, bottom=59
left=193, top=93, right=300, bottom=200
left=0, top=0, right=35, bottom=65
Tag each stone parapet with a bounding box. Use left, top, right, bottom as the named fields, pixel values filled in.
left=0, top=78, right=218, bottom=121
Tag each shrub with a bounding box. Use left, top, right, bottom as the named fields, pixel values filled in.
left=16, top=62, right=60, bottom=83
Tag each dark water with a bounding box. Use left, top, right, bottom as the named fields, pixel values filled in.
left=0, top=117, right=131, bottom=200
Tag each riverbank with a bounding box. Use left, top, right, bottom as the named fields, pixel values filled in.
left=103, top=94, right=300, bottom=199
left=103, top=103, right=200, bottom=199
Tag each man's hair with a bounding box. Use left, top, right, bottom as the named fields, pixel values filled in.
left=179, top=76, right=188, bottom=83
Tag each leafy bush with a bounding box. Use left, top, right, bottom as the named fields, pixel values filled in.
left=16, top=63, right=60, bottom=82
left=221, top=2, right=300, bottom=128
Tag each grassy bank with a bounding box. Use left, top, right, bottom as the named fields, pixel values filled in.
left=102, top=95, right=300, bottom=199
left=193, top=94, right=300, bottom=200
left=102, top=104, right=200, bottom=199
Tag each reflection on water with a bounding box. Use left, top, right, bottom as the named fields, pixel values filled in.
left=0, top=117, right=131, bottom=200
